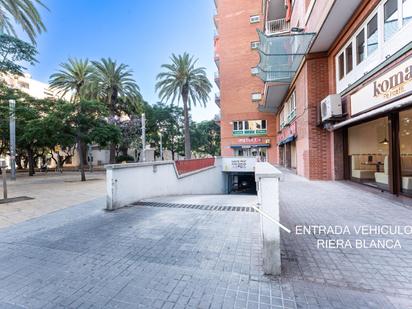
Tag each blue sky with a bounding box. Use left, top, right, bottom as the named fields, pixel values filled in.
left=25, top=0, right=219, bottom=121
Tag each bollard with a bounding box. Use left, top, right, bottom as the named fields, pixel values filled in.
left=0, top=161, right=7, bottom=200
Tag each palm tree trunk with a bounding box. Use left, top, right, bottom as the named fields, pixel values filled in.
left=182, top=95, right=191, bottom=159
left=76, top=135, right=86, bottom=181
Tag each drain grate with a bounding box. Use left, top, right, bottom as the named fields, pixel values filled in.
left=131, top=201, right=256, bottom=212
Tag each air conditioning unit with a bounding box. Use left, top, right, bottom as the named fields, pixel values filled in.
left=321, top=94, right=342, bottom=122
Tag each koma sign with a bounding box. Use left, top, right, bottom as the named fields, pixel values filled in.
left=373, top=64, right=412, bottom=99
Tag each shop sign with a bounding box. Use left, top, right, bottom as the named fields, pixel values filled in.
left=351, top=57, right=412, bottom=115
left=222, top=157, right=256, bottom=172
left=277, top=121, right=296, bottom=144
left=238, top=137, right=262, bottom=144
left=233, top=129, right=267, bottom=136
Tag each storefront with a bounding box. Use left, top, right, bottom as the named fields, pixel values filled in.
left=336, top=54, right=412, bottom=197
left=277, top=121, right=297, bottom=170
left=231, top=137, right=271, bottom=162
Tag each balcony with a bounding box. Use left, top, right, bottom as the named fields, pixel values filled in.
left=266, top=18, right=290, bottom=35
left=214, top=72, right=220, bottom=88
left=256, top=30, right=315, bottom=112
left=215, top=92, right=220, bottom=107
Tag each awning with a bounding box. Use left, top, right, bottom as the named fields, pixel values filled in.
left=278, top=135, right=296, bottom=146
left=257, top=30, right=315, bottom=83
left=231, top=144, right=270, bottom=149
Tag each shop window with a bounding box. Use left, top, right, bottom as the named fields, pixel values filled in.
left=399, top=109, right=412, bottom=196
left=367, top=14, right=378, bottom=55
left=356, top=29, right=365, bottom=64
left=345, top=43, right=353, bottom=74
left=384, top=0, right=399, bottom=41
left=403, top=0, right=412, bottom=25
left=348, top=117, right=390, bottom=190
left=338, top=53, right=344, bottom=80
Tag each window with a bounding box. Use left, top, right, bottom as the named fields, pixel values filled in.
left=384, top=0, right=399, bottom=41
left=338, top=53, right=345, bottom=80
left=233, top=120, right=267, bottom=135
left=251, top=41, right=260, bottom=49
left=345, top=43, right=353, bottom=73
left=356, top=29, right=365, bottom=64
left=367, top=14, right=378, bottom=55
left=250, top=15, right=260, bottom=24
left=251, top=93, right=262, bottom=101
left=403, top=0, right=412, bottom=25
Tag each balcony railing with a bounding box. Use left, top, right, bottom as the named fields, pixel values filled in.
left=215, top=92, right=221, bottom=107
left=214, top=72, right=220, bottom=87
left=266, top=18, right=290, bottom=35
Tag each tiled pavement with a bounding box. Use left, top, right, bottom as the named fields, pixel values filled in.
left=0, top=172, right=410, bottom=308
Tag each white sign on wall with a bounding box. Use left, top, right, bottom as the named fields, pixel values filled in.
left=222, top=157, right=257, bottom=172
left=351, top=57, right=412, bottom=115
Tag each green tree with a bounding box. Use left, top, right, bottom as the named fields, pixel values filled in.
left=156, top=53, right=212, bottom=159
left=47, top=99, right=120, bottom=181
left=0, top=0, right=47, bottom=44
left=191, top=120, right=221, bottom=157
left=49, top=58, right=94, bottom=180
left=90, top=58, right=140, bottom=163
left=146, top=102, right=184, bottom=160
left=0, top=34, right=37, bottom=75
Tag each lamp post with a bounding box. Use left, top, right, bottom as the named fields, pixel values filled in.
left=159, top=132, right=163, bottom=161
left=9, top=100, right=16, bottom=181
left=141, top=113, right=146, bottom=162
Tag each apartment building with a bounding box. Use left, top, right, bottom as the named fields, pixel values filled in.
left=214, top=0, right=277, bottom=165
left=1, top=73, right=61, bottom=99
left=215, top=0, right=412, bottom=197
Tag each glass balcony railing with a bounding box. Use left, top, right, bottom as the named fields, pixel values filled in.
left=256, top=30, right=315, bottom=83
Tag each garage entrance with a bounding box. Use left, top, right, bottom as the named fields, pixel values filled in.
left=227, top=172, right=256, bottom=194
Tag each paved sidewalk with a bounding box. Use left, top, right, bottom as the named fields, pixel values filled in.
left=0, top=172, right=106, bottom=229
left=0, top=172, right=410, bottom=308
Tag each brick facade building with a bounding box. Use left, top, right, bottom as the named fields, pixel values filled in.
left=215, top=0, right=412, bottom=197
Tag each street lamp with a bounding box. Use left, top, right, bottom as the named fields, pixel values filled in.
left=9, top=99, right=16, bottom=181
left=159, top=132, right=163, bottom=161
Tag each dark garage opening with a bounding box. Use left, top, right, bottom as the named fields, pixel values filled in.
left=228, top=172, right=256, bottom=194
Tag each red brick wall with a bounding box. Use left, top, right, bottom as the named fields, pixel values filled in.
left=216, top=0, right=278, bottom=164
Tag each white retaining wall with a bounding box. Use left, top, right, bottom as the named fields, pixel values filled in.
left=105, top=159, right=226, bottom=210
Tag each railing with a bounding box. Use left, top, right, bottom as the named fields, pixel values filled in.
left=266, top=18, right=290, bottom=35
left=215, top=92, right=221, bottom=107
left=175, top=158, right=215, bottom=175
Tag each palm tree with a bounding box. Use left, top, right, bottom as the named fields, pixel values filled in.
left=90, top=58, right=140, bottom=163
left=156, top=53, right=212, bottom=159
left=0, top=0, right=47, bottom=44
left=49, top=58, right=93, bottom=181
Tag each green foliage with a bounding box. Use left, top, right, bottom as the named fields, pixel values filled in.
left=49, top=58, right=93, bottom=101
left=0, top=0, right=47, bottom=44
left=90, top=58, right=141, bottom=116
left=0, top=34, right=38, bottom=75
left=115, top=154, right=134, bottom=163
left=191, top=120, right=221, bottom=156
left=155, top=53, right=212, bottom=108
left=145, top=102, right=185, bottom=158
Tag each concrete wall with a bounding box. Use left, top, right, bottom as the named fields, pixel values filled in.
left=105, top=159, right=226, bottom=210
